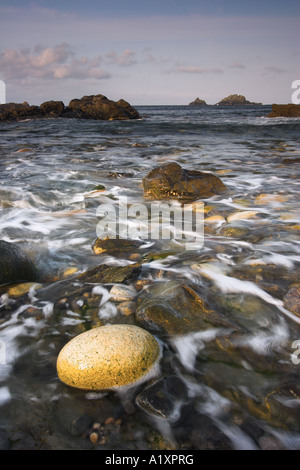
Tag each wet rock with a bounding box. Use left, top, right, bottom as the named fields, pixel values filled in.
left=267, top=104, right=300, bottom=118
left=117, top=301, right=136, bottom=316
left=135, top=281, right=235, bottom=336
left=76, top=263, right=141, bottom=284
left=283, top=285, right=300, bottom=316
left=136, top=376, right=188, bottom=420
left=92, top=237, right=144, bottom=260
left=0, top=240, right=38, bottom=285
left=109, top=285, right=137, bottom=301
left=57, top=324, right=161, bottom=390
left=65, top=94, right=140, bottom=120
left=142, top=162, right=228, bottom=201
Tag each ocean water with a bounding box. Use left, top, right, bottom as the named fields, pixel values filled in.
left=0, top=105, right=300, bottom=450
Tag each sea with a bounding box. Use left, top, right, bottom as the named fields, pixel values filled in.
left=0, top=104, right=300, bottom=450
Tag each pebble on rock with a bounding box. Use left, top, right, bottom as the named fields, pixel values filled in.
left=56, top=324, right=161, bottom=391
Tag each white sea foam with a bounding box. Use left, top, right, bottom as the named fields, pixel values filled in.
left=193, top=264, right=300, bottom=325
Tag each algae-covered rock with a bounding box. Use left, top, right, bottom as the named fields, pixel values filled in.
left=56, top=324, right=161, bottom=390
left=142, top=162, right=227, bottom=201
left=135, top=281, right=235, bottom=336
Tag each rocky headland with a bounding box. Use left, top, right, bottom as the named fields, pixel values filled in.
left=267, top=103, right=300, bottom=118
left=0, top=94, right=140, bottom=121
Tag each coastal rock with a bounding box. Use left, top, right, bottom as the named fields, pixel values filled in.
left=189, top=98, right=207, bottom=106
left=92, top=237, right=144, bottom=260
left=56, top=324, right=161, bottom=390
left=267, top=104, right=300, bottom=118
left=217, top=94, right=261, bottom=106
left=65, top=94, right=140, bottom=120
left=76, top=263, right=141, bottom=284
left=0, top=102, right=41, bottom=121
left=40, top=100, right=65, bottom=117
left=0, top=95, right=140, bottom=122
left=0, top=240, right=38, bottom=285
left=135, top=281, right=235, bottom=336
left=136, top=376, right=188, bottom=419
left=142, top=162, right=227, bottom=201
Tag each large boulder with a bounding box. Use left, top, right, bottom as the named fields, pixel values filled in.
left=65, top=94, right=140, bottom=120
left=0, top=240, right=38, bottom=285
left=142, top=162, right=228, bottom=201
left=217, top=94, right=261, bottom=106
left=56, top=324, right=161, bottom=390
left=267, top=104, right=300, bottom=118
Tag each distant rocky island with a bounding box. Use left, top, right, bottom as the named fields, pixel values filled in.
left=216, top=94, right=262, bottom=106
left=188, top=94, right=262, bottom=106
left=0, top=94, right=140, bottom=121
left=188, top=97, right=207, bottom=106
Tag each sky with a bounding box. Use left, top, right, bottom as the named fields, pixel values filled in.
left=0, top=0, right=299, bottom=105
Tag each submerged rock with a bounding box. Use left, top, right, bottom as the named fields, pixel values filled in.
left=135, top=281, right=235, bottom=336
left=92, top=237, right=144, bottom=260
left=136, top=376, right=188, bottom=419
left=267, top=104, right=300, bottom=118
left=0, top=240, right=38, bottom=285
left=142, top=162, right=227, bottom=201
left=56, top=324, right=161, bottom=390
left=76, top=263, right=141, bottom=284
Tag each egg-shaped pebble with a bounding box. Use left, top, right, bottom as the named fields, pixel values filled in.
left=56, top=324, right=161, bottom=390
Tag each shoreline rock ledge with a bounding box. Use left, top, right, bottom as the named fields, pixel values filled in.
left=0, top=94, right=140, bottom=121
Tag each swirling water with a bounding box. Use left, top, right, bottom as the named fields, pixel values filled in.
left=0, top=105, right=300, bottom=450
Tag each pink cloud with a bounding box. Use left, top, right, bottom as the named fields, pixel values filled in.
left=0, top=43, right=110, bottom=81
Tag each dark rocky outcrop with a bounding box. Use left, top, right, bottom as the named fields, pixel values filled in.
left=267, top=104, right=300, bottom=118
left=0, top=240, right=38, bottom=285
left=64, top=95, right=140, bottom=120
left=217, top=94, right=261, bottom=106
left=0, top=102, right=42, bottom=121
left=0, top=94, right=140, bottom=121
left=142, top=162, right=228, bottom=201
left=40, top=100, right=65, bottom=117
left=189, top=97, right=207, bottom=106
